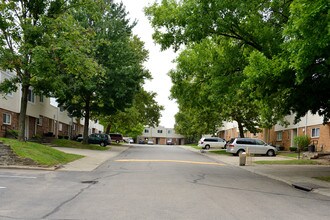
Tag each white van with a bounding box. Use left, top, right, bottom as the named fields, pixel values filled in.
left=198, top=137, right=226, bottom=149
left=226, top=138, right=277, bottom=156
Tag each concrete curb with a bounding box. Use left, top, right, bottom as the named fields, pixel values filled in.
left=179, top=145, right=330, bottom=198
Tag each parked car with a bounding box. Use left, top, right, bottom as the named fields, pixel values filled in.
left=138, top=139, right=145, bottom=144
left=123, top=137, right=134, bottom=144
left=166, top=139, right=174, bottom=145
left=226, top=137, right=277, bottom=156
left=88, top=133, right=111, bottom=147
left=109, top=133, right=123, bottom=143
left=147, top=139, right=154, bottom=145
left=198, top=137, right=226, bottom=149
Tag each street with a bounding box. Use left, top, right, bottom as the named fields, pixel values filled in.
left=1, top=145, right=330, bottom=219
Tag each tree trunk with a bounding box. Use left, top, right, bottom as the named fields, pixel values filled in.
left=18, top=84, right=29, bottom=141
left=237, top=121, right=245, bottom=138
left=82, top=99, right=90, bottom=144
left=105, top=123, right=111, bottom=134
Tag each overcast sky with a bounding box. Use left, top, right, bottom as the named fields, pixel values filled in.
left=116, top=0, right=179, bottom=128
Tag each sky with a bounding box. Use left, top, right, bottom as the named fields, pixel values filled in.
left=115, top=0, right=179, bottom=128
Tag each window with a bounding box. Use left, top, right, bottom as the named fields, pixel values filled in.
left=167, top=130, right=171, bottom=134
left=157, top=130, right=163, bottom=133
left=73, top=124, right=76, bottom=131
left=144, top=129, right=149, bottom=133
left=3, top=113, right=11, bottom=125
left=277, top=131, right=282, bottom=141
left=28, top=88, right=35, bottom=103
left=59, top=123, right=62, bottom=131
left=37, top=116, right=42, bottom=126
left=39, top=96, right=44, bottom=103
left=312, top=128, right=320, bottom=137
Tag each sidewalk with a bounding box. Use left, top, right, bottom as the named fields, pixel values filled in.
left=53, top=146, right=129, bottom=171
left=180, top=145, right=330, bottom=198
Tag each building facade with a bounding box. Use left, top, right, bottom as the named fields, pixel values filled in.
left=0, top=70, right=103, bottom=140
left=218, top=112, right=330, bottom=152
left=139, top=126, right=185, bottom=145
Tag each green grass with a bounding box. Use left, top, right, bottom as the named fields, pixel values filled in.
left=52, top=139, right=110, bottom=151
left=313, top=176, right=330, bottom=182
left=0, top=138, right=83, bottom=166
left=209, top=150, right=232, bottom=155
left=278, top=152, right=300, bottom=158
left=254, top=159, right=322, bottom=165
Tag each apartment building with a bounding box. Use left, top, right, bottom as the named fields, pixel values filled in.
left=0, top=70, right=103, bottom=140
left=218, top=112, right=330, bottom=152
left=139, top=126, right=185, bottom=145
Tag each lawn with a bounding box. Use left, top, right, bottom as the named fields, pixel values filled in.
left=278, top=152, right=300, bottom=158
left=52, top=139, right=110, bottom=151
left=313, top=176, right=330, bottom=182
left=254, top=159, right=322, bottom=165
left=0, top=138, right=84, bottom=166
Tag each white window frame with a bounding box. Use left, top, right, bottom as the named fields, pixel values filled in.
left=59, top=123, right=63, bottom=131
left=39, top=95, right=44, bottom=103
left=37, top=116, right=42, bottom=126
left=277, top=131, right=283, bottom=141
left=311, top=128, right=320, bottom=138
left=144, top=129, right=149, bottom=133
left=28, top=88, right=35, bottom=103
left=3, top=113, right=11, bottom=125
left=157, top=130, right=163, bottom=134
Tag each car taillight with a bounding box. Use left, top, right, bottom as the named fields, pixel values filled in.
left=228, top=144, right=234, bottom=148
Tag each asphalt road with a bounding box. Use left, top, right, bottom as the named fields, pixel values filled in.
left=1, top=145, right=330, bottom=220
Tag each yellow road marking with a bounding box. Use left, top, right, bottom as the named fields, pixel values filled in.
left=115, top=159, right=225, bottom=166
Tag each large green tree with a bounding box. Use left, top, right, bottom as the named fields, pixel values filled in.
left=0, top=0, right=93, bottom=141
left=53, top=1, right=150, bottom=143
left=170, top=37, right=261, bottom=137
left=146, top=0, right=330, bottom=129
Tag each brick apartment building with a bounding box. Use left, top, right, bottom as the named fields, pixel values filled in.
left=0, top=70, right=103, bottom=140
left=138, top=126, right=185, bottom=145
left=218, top=111, right=330, bottom=152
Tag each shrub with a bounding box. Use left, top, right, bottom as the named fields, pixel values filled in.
left=294, top=135, right=310, bottom=152
left=5, top=129, right=18, bottom=139
left=289, top=146, right=297, bottom=152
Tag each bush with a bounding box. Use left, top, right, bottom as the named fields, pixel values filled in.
left=290, top=147, right=297, bottom=152
left=5, top=129, right=18, bottom=139
left=294, top=135, right=310, bottom=152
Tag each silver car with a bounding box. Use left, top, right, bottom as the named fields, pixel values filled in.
left=198, top=137, right=226, bottom=149
left=226, top=138, right=277, bottom=156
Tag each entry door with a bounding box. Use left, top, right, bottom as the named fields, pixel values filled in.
left=291, top=129, right=298, bottom=147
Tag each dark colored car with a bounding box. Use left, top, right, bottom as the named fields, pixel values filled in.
left=109, top=133, right=123, bottom=143
left=88, top=133, right=111, bottom=147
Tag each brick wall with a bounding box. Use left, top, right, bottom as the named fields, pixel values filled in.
left=0, top=108, right=19, bottom=138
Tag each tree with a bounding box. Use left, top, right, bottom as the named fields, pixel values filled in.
left=0, top=0, right=94, bottom=141
left=100, top=89, right=164, bottom=138
left=146, top=0, right=330, bottom=132
left=283, top=0, right=330, bottom=122
left=169, top=37, right=262, bottom=137
left=145, top=0, right=294, bottom=134
left=53, top=2, right=150, bottom=143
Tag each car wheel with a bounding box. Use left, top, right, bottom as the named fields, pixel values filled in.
left=205, top=145, right=210, bottom=150
left=116, top=140, right=120, bottom=144
left=100, top=142, right=106, bottom=147
left=266, top=150, right=275, bottom=157
left=237, top=149, right=245, bottom=156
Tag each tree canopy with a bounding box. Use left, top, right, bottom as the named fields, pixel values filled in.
left=0, top=0, right=160, bottom=143
left=146, top=0, right=329, bottom=137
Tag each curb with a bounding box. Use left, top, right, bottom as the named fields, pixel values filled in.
left=0, top=165, right=60, bottom=171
